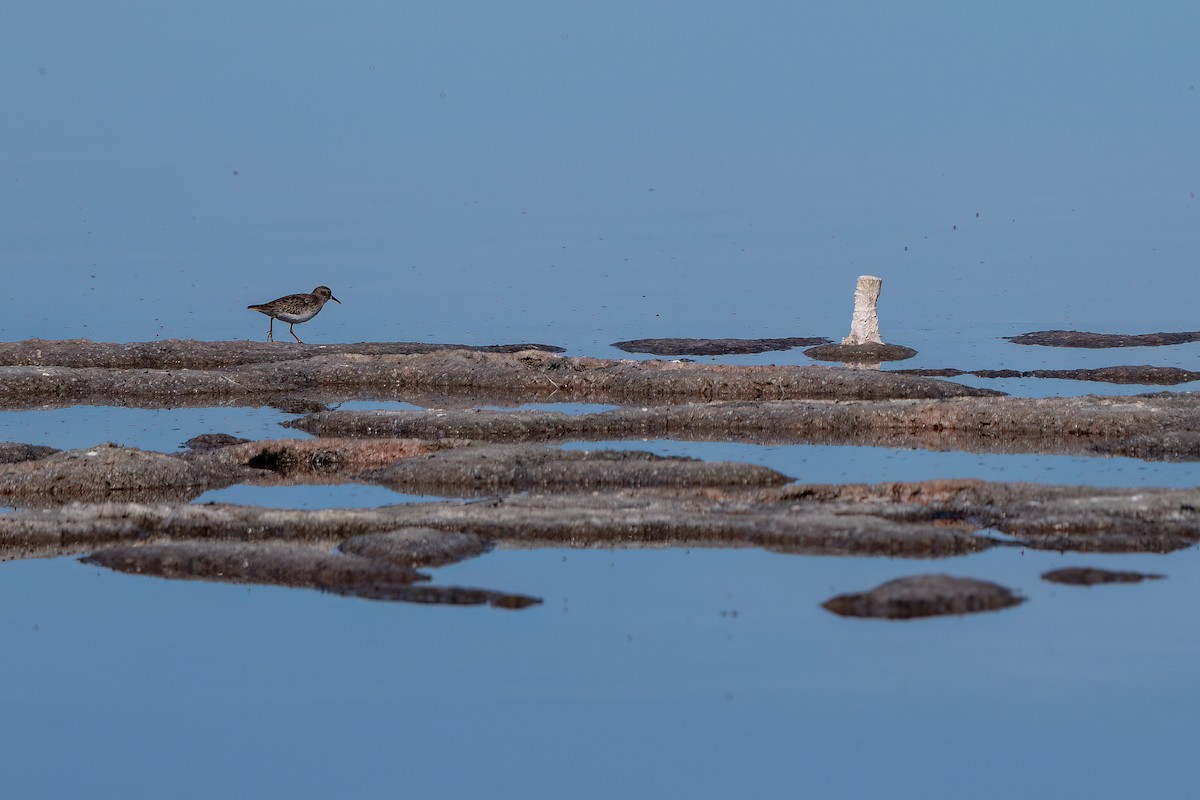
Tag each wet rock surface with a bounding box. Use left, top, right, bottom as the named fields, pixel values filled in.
left=0, top=442, right=59, bottom=464
left=4, top=479, right=1197, bottom=560
left=3, top=470, right=1197, bottom=603
left=804, top=343, right=918, bottom=362
left=182, top=433, right=251, bottom=451
left=0, top=343, right=997, bottom=411
left=897, top=366, right=1200, bottom=386
left=1, top=338, right=1197, bottom=614
left=611, top=337, right=832, bottom=356
left=0, top=440, right=482, bottom=506
left=0, top=443, right=233, bottom=505
left=196, top=437, right=466, bottom=479
left=1041, top=567, right=1165, bottom=586
left=9, top=430, right=1198, bottom=520
left=0, top=338, right=565, bottom=369
left=771, top=479, right=1200, bottom=553
left=0, top=439, right=783, bottom=504
left=0, top=494, right=997, bottom=559
left=289, top=392, right=1200, bottom=461
left=365, top=444, right=792, bottom=496
left=1007, top=330, right=1200, bottom=348
left=822, top=575, right=1024, bottom=619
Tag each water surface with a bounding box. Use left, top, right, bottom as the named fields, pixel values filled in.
left=1, top=545, right=1195, bottom=798
left=2, top=2, right=1198, bottom=798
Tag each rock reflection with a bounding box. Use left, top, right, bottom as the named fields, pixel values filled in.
left=84, top=538, right=541, bottom=609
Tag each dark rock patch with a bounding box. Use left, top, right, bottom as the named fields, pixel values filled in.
left=0, top=442, right=60, bottom=464
left=804, top=343, right=918, bottom=363
left=195, top=437, right=465, bottom=478
left=365, top=444, right=792, bottom=496
left=247, top=446, right=343, bottom=475
left=183, top=433, right=251, bottom=451
left=1042, top=567, right=1165, bottom=586
left=612, top=337, right=832, bottom=356
left=822, top=574, right=1023, bottom=619
left=1007, top=330, right=1200, bottom=349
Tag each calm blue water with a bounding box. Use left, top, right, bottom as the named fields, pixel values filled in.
left=1, top=545, right=1196, bottom=799
left=2, top=2, right=1199, bottom=798
left=2, top=3, right=1198, bottom=358
left=192, top=484, right=441, bottom=509
left=0, top=405, right=303, bottom=452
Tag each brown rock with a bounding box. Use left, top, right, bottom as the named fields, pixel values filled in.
left=805, top=343, right=918, bottom=362
left=201, top=437, right=464, bottom=477
left=289, top=393, right=1200, bottom=463
left=1041, top=567, right=1165, bottom=586
left=896, top=365, right=1200, bottom=386
left=0, top=338, right=564, bottom=369
left=364, top=444, right=792, bottom=495
left=182, top=433, right=251, bottom=451
left=0, top=346, right=998, bottom=411
left=0, top=443, right=231, bottom=504
left=0, top=442, right=59, bottom=464
left=1006, top=330, right=1200, bottom=349
left=822, top=574, right=1024, bottom=619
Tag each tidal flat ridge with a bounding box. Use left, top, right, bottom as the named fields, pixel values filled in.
left=1, top=338, right=1196, bottom=617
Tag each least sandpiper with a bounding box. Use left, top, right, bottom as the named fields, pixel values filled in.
left=247, top=286, right=341, bottom=343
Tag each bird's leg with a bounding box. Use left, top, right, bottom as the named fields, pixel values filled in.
left=289, top=323, right=304, bottom=344
left=267, top=317, right=274, bottom=342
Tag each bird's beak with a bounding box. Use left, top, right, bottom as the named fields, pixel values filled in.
left=331, top=294, right=341, bottom=303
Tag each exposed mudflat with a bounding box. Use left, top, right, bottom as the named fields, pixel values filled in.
left=287, top=393, right=1200, bottom=461
left=611, top=336, right=831, bottom=355
left=1007, top=330, right=1200, bottom=348
left=3, top=435, right=1199, bottom=555
left=364, top=444, right=791, bottom=495
left=0, top=338, right=1197, bottom=611
left=2, top=468, right=1197, bottom=570
left=0, top=443, right=232, bottom=504
left=0, top=338, right=565, bottom=369
left=0, top=339, right=993, bottom=410
left=0, top=439, right=467, bottom=505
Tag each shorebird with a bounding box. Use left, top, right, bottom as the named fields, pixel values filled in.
left=247, top=286, right=340, bottom=343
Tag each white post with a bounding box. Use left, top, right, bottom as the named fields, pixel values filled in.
left=842, top=275, right=884, bottom=345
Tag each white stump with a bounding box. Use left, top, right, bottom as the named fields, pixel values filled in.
left=842, top=275, right=884, bottom=345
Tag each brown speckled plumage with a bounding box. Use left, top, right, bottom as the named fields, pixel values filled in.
left=248, top=286, right=340, bottom=343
